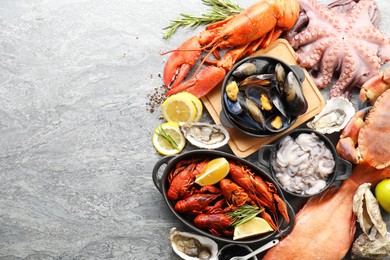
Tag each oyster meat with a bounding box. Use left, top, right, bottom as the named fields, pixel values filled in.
left=179, top=122, right=230, bottom=149
left=169, top=227, right=218, bottom=260
left=307, top=97, right=355, bottom=134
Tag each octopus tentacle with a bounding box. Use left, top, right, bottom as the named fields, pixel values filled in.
left=310, top=42, right=341, bottom=89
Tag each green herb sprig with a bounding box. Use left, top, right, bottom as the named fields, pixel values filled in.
left=226, top=205, right=262, bottom=227
left=156, top=126, right=179, bottom=150
left=163, top=0, right=243, bottom=39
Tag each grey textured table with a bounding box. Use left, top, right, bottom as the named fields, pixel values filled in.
left=0, top=0, right=389, bottom=259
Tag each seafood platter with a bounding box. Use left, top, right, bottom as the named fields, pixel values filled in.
left=153, top=0, right=390, bottom=258
left=220, top=56, right=308, bottom=137
left=201, top=38, right=326, bottom=158
left=152, top=149, right=296, bottom=244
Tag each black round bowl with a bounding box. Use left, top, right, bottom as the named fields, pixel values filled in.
left=258, top=129, right=352, bottom=198
left=152, top=149, right=295, bottom=244
left=220, top=55, right=307, bottom=138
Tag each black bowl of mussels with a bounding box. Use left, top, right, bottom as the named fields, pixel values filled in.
left=220, top=56, right=308, bottom=137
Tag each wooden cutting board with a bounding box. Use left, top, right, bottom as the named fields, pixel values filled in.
left=201, top=39, right=326, bottom=158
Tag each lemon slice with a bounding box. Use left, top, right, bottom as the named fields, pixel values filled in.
left=195, top=157, right=229, bottom=186
left=177, top=92, right=203, bottom=121
left=162, top=94, right=197, bottom=123
left=152, top=122, right=186, bottom=155
left=233, top=217, right=274, bottom=240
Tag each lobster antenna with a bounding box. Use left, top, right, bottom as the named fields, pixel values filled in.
left=160, top=33, right=223, bottom=56
left=160, top=48, right=199, bottom=56
left=160, top=43, right=212, bottom=56
left=190, top=44, right=220, bottom=78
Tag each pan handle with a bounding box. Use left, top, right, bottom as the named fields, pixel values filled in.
left=334, top=158, right=352, bottom=181
left=258, top=145, right=273, bottom=168
left=152, top=155, right=174, bottom=194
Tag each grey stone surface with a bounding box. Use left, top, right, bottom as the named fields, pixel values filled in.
left=0, top=0, right=389, bottom=259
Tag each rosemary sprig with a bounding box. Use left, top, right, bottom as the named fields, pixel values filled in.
left=226, top=205, right=262, bottom=227
left=162, top=0, right=243, bottom=39
left=156, top=126, right=179, bottom=150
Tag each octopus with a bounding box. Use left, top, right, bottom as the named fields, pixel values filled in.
left=285, top=0, right=390, bottom=98
left=272, top=132, right=336, bottom=195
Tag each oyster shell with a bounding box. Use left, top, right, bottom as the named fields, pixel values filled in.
left=352, top=232, right=390, bottom=259
left=179, top=122, right=230, bottom=149
left=169, top=227, right=218, bottom=260
left=352, top=183, right=387, bottom=240
left=307, top=97, right=355, bottom=134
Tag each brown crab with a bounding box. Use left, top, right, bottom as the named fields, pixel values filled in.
left=336, top=69, right=390, bottom=169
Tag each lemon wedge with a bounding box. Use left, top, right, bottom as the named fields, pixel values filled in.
left=177, top=92, right=203, bottom=121
left=162, top=93, right=197, bottom=123
left=152, top=122, right=186, bottom=155
left=233, top=217, right=274, bottom=240
left=195, top=157, right=229, bottom=186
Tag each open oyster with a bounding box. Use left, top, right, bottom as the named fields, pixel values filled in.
left=179, top=122, right=230, bottom=149
left=351, top=183, right=390, bottom=259
left=307, top=97, right=355, bottom=134
left=169, top=227, right=218, bottom=260
left=353, top=183, right=387, bottom=239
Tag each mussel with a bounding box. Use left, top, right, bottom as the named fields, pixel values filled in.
left=264, top=113, right=291, bottom=133
left=232, top=59, right=271, bottom=79
left=245, top=85, right=289, bottom=118
left=238, top=74, right=274, bottom=89
left=283, top=71, right=308, bottom=115
left=229, top=89, right=292, bottom=133
left=237, top=91, right=266, bottom=131
left=276, top=65, right=308, bottom=116
left=224, top=91, right=242, bottom=115
left=275, top=63, right=286, bottom=88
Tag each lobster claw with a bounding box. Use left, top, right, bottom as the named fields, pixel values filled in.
left=166, top=66, right=226, bottom=98
left=163, top=36, right=202, bottom=89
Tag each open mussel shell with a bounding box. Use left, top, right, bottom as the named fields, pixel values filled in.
left=220, top=56, right=305, bottom=137
left=238, top=74, right=274, bottom=89
left=281, top=71, right=308, bottom=116
left=237, top=91, right=266, bottom=131
left=275, top=63, right=286, bottom=89
left=232, top=59, right=271, bottom=79
left=264, top=113, right=292, bottom=133
left=223, top=93, right=242, bottom=115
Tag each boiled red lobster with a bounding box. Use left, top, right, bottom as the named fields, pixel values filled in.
left=167, top=158, right=290, bottom=238
left=163, top=0, right=300, bottom=98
